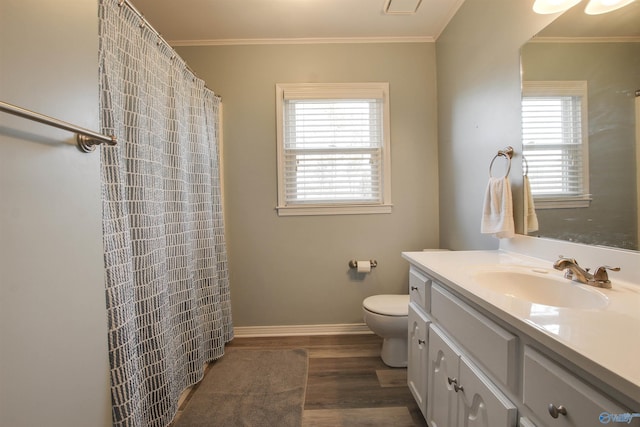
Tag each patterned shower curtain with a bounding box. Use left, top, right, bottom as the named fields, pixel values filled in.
left=98, top=1, right=233, bottom=426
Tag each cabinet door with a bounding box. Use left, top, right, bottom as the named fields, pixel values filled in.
left=458, top=355, right=518, bottom=427
left=408, top=303, right=431, bottom=418
left=427, top=325, right=461, bottom=427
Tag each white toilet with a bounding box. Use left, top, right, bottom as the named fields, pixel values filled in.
left=362, top=294, right=410, bottom=367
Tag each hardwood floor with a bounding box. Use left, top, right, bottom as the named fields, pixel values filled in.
left=177, top=334, right=428, bottom=427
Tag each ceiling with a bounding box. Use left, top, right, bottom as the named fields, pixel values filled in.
left=128, top=0, right=466, bottom=45
left=128, top=0, right=640, bottom=46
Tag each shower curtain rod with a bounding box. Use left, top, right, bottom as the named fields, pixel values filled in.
left=0, top=100, right=117, bottom=153
left=118, top=0, right=221, bottom=100
left=119, top=0, right=165, bottom=45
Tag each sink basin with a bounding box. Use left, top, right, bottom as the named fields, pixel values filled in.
left=473, top=269, right=609, bottom=309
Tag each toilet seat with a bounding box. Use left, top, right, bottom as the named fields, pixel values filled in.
left=363, top=295, right=409, bottom=316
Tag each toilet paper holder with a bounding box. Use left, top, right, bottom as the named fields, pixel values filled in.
left=348, top=260, right=378, bottom=269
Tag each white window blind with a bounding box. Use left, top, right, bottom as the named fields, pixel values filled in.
left=522, top=81, right=590, bottom=208
left=276, top=83, right=391, bottom=216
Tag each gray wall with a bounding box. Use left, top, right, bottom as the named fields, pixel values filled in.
left=436, top=0, right=558, bottom=250
left=522, top=42, right=640, bottom=250
left=177, top=43, right=439, bottom=327
left=0, top=1, right=112, bottom=426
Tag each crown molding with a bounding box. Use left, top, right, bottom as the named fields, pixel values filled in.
left=169, top=36, right=434, bottom=47
left=531, top=36, right=640, bottom=43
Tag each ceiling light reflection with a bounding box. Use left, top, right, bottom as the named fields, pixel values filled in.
left=584, top=0, right=636, bottom=14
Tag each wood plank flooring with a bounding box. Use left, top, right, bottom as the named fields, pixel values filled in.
left=175, top=334, right=428, bottom=427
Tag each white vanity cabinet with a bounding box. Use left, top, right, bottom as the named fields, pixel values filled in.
left=404, top=253, right=638, bottom=427
left=427, top=323, right=518, bottom=427
left=407, top=263, right=518, bottom=427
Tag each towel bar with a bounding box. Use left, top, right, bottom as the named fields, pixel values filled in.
left=489, top=146, right=513, bottom=178
left=0, top=100, right=117, bottom=152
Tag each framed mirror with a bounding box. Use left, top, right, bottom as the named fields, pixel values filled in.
left=520, top=2, right=640, bottom=251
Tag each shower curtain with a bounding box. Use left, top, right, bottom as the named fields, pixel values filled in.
left=98, top=1, right=233, bottom=426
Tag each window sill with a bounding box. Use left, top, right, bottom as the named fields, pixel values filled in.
left=276, top=204, right=393, bottom=216
left=534, top=196, right=592, bottom=209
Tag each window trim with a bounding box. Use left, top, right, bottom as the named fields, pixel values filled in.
left=275, top=82, right=392, bottom=216
left=522, top=80, right=591, bottom=209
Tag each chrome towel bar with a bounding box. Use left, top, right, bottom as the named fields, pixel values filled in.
left=0, top=100, right=117, bottom=153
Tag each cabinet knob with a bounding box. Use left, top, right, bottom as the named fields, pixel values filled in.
left=447, top=377, right=464, bottom=392
left=410, top=286, right=418, bottom=291
left=548, top=404, right=567, bottom=418
left=418, top=339, right=426, bottom=345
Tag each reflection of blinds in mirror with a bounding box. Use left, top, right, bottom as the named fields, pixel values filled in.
left=521, top=81, right=589, bottom=201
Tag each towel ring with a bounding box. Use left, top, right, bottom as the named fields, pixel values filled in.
left=522, top=155, right=529, bottom=177
left=489, top=146, right=513, bottom=178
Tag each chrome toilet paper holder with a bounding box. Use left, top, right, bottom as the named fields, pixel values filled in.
left=348, top=260, right=378, bottom=269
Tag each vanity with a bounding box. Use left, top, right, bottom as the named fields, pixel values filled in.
left=403, top=241, right=640, bottom=427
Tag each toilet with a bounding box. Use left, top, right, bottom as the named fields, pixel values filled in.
left=362, top=294, right=410, bottom=367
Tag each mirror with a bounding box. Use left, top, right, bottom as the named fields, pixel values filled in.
left=520, top=2, right=640, bottom=251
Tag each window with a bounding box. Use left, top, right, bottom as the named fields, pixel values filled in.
left=275, top=83, right=392, bottom=216
left=522, top=81, right=591, bottom=209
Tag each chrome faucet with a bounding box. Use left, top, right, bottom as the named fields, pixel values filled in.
left=553, top=256, right=620, bottom=289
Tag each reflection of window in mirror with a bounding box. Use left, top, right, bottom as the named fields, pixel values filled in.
left=522, top=81, right=591, bottom=209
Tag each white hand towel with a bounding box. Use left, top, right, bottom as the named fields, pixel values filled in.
left=523, top=175, right=539, bottom=233
left=481, top=176, right=515, bottom=239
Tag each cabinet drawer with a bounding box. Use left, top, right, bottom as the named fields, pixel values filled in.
left=431, top=284, right=517, bottom=391
left=523, top=347, right=627, bottom=427
left=409, top=266, right=431, bottom=312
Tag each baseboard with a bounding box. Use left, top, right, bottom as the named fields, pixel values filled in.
left=233, top=323, right=373, bottom=337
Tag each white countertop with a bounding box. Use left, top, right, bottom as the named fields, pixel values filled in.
left=402, top=250, right=640, bottom=404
